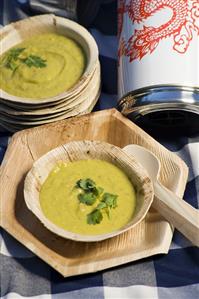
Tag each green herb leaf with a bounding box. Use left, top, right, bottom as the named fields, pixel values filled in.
left=76, top=178, right=96, bottom=191
left=93, top=186, right=104, bottom=197
left=96, top=202, right=107, bottom=210
left=4, top=48, right=25, bottom=70
left=8, top=48, right=25, bottom=60
left=78, top=192, right=96, bottom=205
left=102, top=193, right=118, bottom=209
left=6, top=60, right=17, bottom=71
left=3, top=48, right=47, bottom=71
left=87, top=209, right=103, bottom=225
left=75, top=178, right=118, bottom=225
left=22, top=55, right=47, bottom=68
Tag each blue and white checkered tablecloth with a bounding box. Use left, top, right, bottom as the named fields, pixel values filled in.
left=1, top=1, right=199, bottom=298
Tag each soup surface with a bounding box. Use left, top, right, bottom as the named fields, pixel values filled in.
left=39, top=159, right=136, bottom=235
left=0, top=33, right=85, bottom=98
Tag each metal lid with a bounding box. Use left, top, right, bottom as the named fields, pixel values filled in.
left=118, top=85, right=199, bottom=118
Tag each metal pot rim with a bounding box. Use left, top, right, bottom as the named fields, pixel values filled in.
left=117, top=85, right=199, bottom=117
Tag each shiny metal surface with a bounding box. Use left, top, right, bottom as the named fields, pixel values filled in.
left=118, top=85, right=199, bottom=118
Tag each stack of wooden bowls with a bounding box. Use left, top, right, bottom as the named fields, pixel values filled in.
left=0, top=14, right=100, bottom=132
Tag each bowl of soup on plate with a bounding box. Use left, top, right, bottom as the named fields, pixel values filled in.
left=24, top=141, right=154, bottom=242
left=0, top=14, right=99, bottom=104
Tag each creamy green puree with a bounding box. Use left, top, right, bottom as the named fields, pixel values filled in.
left=0, top=33, right=86, bottom=98
left=39, top=159, right=136, bottom=235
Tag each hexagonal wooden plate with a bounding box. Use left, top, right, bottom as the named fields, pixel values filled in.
left=0, top=109, right=188, bottom=277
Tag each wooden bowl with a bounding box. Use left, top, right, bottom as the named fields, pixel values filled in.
left=24, top=141, right=154, bottom=242
left=0, top=14, right=99, bottom=105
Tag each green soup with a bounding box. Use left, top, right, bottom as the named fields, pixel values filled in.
left=39, top=159, right=136, bottom=235
left=0, top=33, right=86, bottom=98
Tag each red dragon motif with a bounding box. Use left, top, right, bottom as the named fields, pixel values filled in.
left=118, top=0, right=199, bottom=61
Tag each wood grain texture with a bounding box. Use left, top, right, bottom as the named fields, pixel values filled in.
left=123, top=144, right=199, bottom=246
left=0, top=109, right=189, bottom=277
left=153, top=183, right=199, bottom=246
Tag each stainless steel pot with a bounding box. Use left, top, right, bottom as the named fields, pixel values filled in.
left=118, top=1, right=199, bottom=134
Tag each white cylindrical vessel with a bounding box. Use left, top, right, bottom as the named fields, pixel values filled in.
left=117, top=0, right=199, bottom=132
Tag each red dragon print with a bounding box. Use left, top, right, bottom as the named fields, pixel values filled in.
left=118, top=0, right=199, bottom=61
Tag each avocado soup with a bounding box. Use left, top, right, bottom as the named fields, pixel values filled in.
left=0, top=33, right=86, bottom=99
left=39, top=159, right=136, bottom=235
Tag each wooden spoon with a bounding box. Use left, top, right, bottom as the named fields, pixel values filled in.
left=123, top=144, right=199, bottom=247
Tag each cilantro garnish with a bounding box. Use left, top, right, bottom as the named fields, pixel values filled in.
left=93, top=186, right=104, bottom=197
left=22, top=55, right=47, bottom=68
left=78, top=192, right=96, bottom=205
left=2, top=47, right=47, bottom=71
left=87, top=209, right=103, bottom=225
left=75, top=178, right=118, bottom=225
left=96, top=202, right=107, bottom=210
left=102, top=193, right=118, bottom=209
left=3, top=48, right=25, bottom=71
left=76, top=178, right=96, bottom=191
left=8, top=48, right=25, bottom=60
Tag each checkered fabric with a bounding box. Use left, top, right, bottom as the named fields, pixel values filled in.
left=1, top=1, right=199, bottom=298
